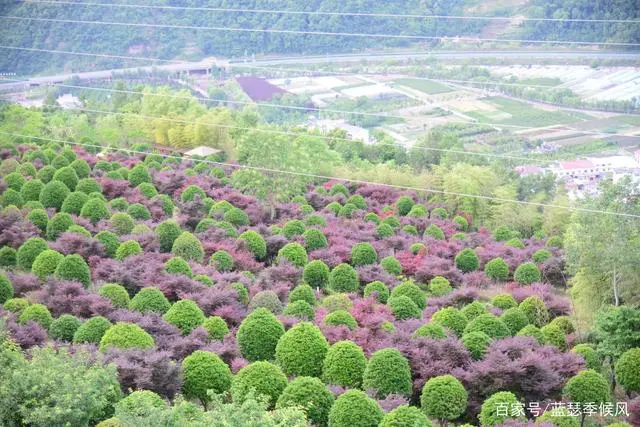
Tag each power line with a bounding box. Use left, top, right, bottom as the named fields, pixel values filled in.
left=3, top=15, right=640, bottom=47
left=15, top=0, right=640, bottom=24
left=2, top=130, right=638, bottom=219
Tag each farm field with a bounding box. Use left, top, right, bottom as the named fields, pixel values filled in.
left=393, top=78, right=453, bottom=95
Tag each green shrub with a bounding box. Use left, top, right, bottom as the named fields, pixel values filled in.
left=248, top=290, right=283, bottom=314
left=381, top=407, right=432, bottom=427
left=26, top=208, right=48, bottom=233
left=506, top=238, right=525, bottom=249
left=129, top=287, right=171, bottom=314
left=69, top=158, right=90, bottom=179
left=519, top=296, right=549, bottom=327
left=351, top=242, right=377, bottom=267
left=45, top=212, right=73, bottom=240
left=128, top=164, right=151, bottom=187
left=514, top=262, right=541, bottom=285
left=382, top=216, right=400, bottom=229
left=532, top=249, right=552, bottom=263
left=388, top=296, right=422, bottom=320
left=76, top=178, right=102, bottom=195
left=547, top=236, right=563, bottom=248
left=324, top=202, right=340, bottom=215
left=127, top=203, right=151, bottom=221
left=32, top=249, right=64, bottom=279
left=182, top=350, right=232, bottom=406
left=484, top=258, right=510, bottom=281
left=347, top=195, right=367, bottom=210
left=516, top=325, right=545, bottom=345
left=549, top=316, right=575, bottom=334
left=541, top=324, right=567, bottom=351
left=363, top=212, right=380, bottom=224
left=40, top=180, right=70, bottom=211
left=4, top=297, right=29, bottom=314
left=98, top=283, right=130, bottom=308
left=455, top=248, right=479, bottom=272
left=0, top=247, right=16, bottom=268
left=493, top=225, right=514, bottom=242
left=283, top=300, right=315, bottom=320
left=276, top=376, right=334, bottom=426
left=18, top=162, right=36, bottom=178
left=411, top=243, right=427, bottom=254
left=237, top=308, right=284, bottom=361
left=114, top=390, right=166, bottom=419
left=60, top=191, right=89, bottom=215
left=535, top=407, right=579, bottom=427
left=156, top=220, right=182, bottom=253
left=277, top=243, right=308, bottom=267
left=0, top=272, right=14, bottom=304
left=52, top=154, right=71, bottom=169
left=37, top=165, right=56, bottom=183
left=303, top=229, right=328, bottom=251
left=303, top=260, right=330, bottom=289
left=324, top=310, right=357, bottom=329
left=491, top=293, right=517, bottom=310
left=429, top=276, right=452, bottom=297
left=210, top=250, right=234, bottom=272
left=73, top=316, right=112, bottom=344
left=571, top=344, right=601, bottom=371
left=53, top=166, right=79, bottom=191
left=282, top=220, right=305, bottom=239
left=328, top=389, right=383, bottom=427
left=165, top=256, right=193, bottom=277
left=203, top=316, right=229, bottom=341
left=413, top=322, right=447, bottom=340
left=453, top=215, right=469, bottom=231
left=1, top=188, right=23, bottom=207
left=54, top=254, right=91, bottom=287
left=338, top=203, right=358, bottom=218
left=163, top=299, right=205, bottom=335
left=501, top=307, right=530, bottom=335
left=223, top=207, right=250, bottom=226
left=20, top=179, right=44, bottom=202
left=322, top=293, right=353, bottom=313
left=194, top=274, right=213, bottom=286
left=390, top=281, right=426, bottom=309
left=305, top=214, right=327, bottom=227
left=288, top=284, right=315, bottom=306
left=424, top=224, right=445, bottom=240
left=408, top=204, right=428, bottom=218
left=99, top=322, right=155, bottom=351
left=431, top=307, right=468, bottom=337
left=275, top=321, right=329, bottom=377
left=322, top=340, right=367, bottom=388
left=363, top=281, right=390, bottom=303
left=171, top=232, right=204, bottom=263
left=479, top=391, right=524, bottom=426
left=4, top=171, right=26, bottom=191
left=17, top=237, right=48, bottom=270
left=180, top=185, right=206, bottom=202
left=420, top=375, right=468, bottom=424
left=109, top=212, right=135, bottom=236
left=563, top=370, right=610, bottom=409
left=232, top=361, right=288, bottom=409
left=402, top=225, right=418, bottom=235
left=462, top=331, right=492, bottom=359
left=329, top=263, right=359, bottom=293
left=238, top=230, right=267, bottom=260
left=19, top=303, right=53, bottom=329
left=115, top=240, right=142, bottom=261
left=461, top=301, right=488, bottom=320
left=395, top=196, right=415, bottom=216
left=95, top=231, right=119, bottom=258
left=464, top=314, right=510, bottom=339
left=330, top=183, right=349, bottom=197
left=376, top=223, right=395, bottom=239
left=49, top=314, right=82, bottom=341
left=614, top=348, right=640, bottom=393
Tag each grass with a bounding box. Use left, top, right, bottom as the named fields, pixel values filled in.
left=393, top=78, right=452, bottom=95
left=466, top=97, right=585, bottom=127
left=517, top=77, right=564, bottom=87
left=613, top=115, right=640, bottom=126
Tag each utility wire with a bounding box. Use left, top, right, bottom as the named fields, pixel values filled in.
left=3, top=130, right=638, bottom=219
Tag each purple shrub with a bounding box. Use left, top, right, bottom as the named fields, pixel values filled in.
left=6, top=317, right=48, bottom=349
left=5, top=271, right=41, bottom=296
left=50, top=232, right=107, bottom=259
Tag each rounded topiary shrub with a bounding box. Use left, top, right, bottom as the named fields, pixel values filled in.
left=61, top=191, right=89, bottom=215
left=506, top=238, right=525, bottom=249
left=70, top=159, right=91, bottom=179
left=49, top=314, right=82, bottom=342
left=429, top=276, right=452, bottom=297
left=455, top=248, right=479, bottom=273
left=282, top=219, right=306, bottom=239
left=324, top=310, right=357, bottom=330
left=484, top=258, right=510, bottom=281
left=113, top=390, right=166, bottom=419
left=479, top=391, right=524, bottom=426
left=232, top=361, right=288, bottom=409
left=351, top=242, right=377, bottom=267
left=128, top=164, right=151, bottom=187
left=615, top=348, right=640, bottom=393
left=277, top=243, right=308, bottom=267
left=0, top=273, right=14, bottom=304
left=519, top=296, right=549, bottom=327
left=45, top=212, right=73, bottom=240
left=129, top=287, right=171, bottom=314
left=322, top=293, right=353, bottom=313
left=541, top=324, right=568, bottom=351
left=180, top=184, right=206, bottom=202
left=517, top=324, right=545, bottom=344
left=37, top=165, right=56, bottom=183
left=238, top=230, right=267, bottom=260
left=288, top=283, right=316, bottom=306
left=390, top=281, right=426, bottom=309
left=53, top=166, right=79, bottom=191
left=223, top=207, right=250, bottom=227
left=203, top=316, right=229, bottom=341
left=275, top=321, right=329, bottom=377
left=388, top=296, right=422, bottom=320
left=19, top=303, right=53, bottom=329
left=54, top=254, right=91, bottom=288
left=328, top=389, right=383, bottom=427
left=420, top=375, right=468, bottom=424
left=514, top=262, right=541, bottom=285
left=95, top=231, right=120, bottom=258
left=163, top=299, right=205, bottom=335
left=363, top=348, right=412, bottom=398
left=408, top=204, right=428, bottom=218
left=109, top=212, right=135, bottom=236
left=380, top=256, right=402, bottom=276
left=237, top=307, right=284, bottom=361
left=76, top=178, right=102, bottom=195
left=1, top=188, right=23, bottom=208
left=248, top=290, right=283, bottom=314
left=464, top=314, right=510, bottom=339
left=376, top=223, right=395, bottom=239
left=17, top=237, right=48, bottom=270
left=462, top=331, right=492, bottom=360
left=283, top=300, right=315, bottom=320
left=127, top=203, right=151, bottom=221
left=322, top=340, right=367, bottom=388
left=380, top=405, right=432, bottom=427
left=461, top=301, right=488, bottom=320
left=20, top=179, right=44, bottom=202
left=209, top=250, right=234, bottom=272
left=26, top=209, right=49, bottom=233
left=396, top=196, right=415, bottom=216
left=491, top=293, right=517, bottom=310
left=171, top=232, right=204, bottom=263
left=32, top=249, right=64, bottom=280
left=0, top=247, right=16, bottom=268
left=303, top=260, right=330, bottom=289
left=182, top=350, right=232, bottom=406
left=329, top=263, right=359, bottom=293
left=98, top=283, right=130, bottom=308
left=303, top=229, right=328, bottom=251
left=424, top=224, right=445, bottom=240
left=535, top=407, right=579, bottom=427
left=571, top=344, right=601, bottom=371
left=4, top=171, right=25, bottom=191
left=156, top=220, right=182, bottom=253
left=115, top=240, right=142, bottom=261
left=79, top=198, right=110, bottom=225
left=500, top=307, right=530, bottom=335
left=164, top=256, right=193, bottom=277
left=562, top=370, right=610, bottom=408
left=413, top=322, right=447, bottom=340
left=532, top=249, right=552, bottom=263
left=99, top=322, right=155, bottom=351
left=276, top=376, right=335, bottom=426
left=364, top=281, right=390, bottom=303
left=73, top=316, right=112, bottom=344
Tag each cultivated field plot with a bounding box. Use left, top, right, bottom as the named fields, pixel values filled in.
left=392, top=78, right=453, bottom=95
